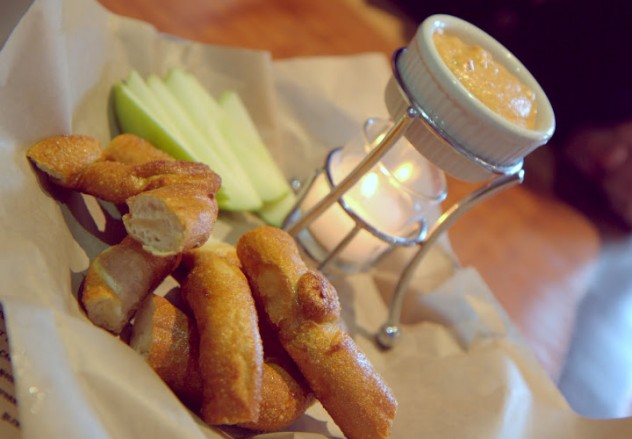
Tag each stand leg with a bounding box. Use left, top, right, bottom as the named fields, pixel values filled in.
left=376, top=170, right=525, bottom=349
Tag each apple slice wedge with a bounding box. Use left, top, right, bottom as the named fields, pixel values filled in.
left=113, top=71, right=263, bottom=212
left=218, top=90, right=291, bottom=204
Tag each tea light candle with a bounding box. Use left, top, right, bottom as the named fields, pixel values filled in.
left=297, top=118, right=446, bottom=272
left=303, top=164, right=405, bottom=267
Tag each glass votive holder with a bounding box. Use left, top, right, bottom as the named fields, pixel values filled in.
left=294, top=118, right=447, bottom=272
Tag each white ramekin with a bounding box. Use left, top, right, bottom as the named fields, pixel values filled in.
left=384, top=14, right=555, bottom=182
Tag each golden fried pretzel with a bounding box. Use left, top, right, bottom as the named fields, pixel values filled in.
left=27, top=134, right=221, bottom=204
left=81, top=236, right=180, bottom=334
left=26, top=134, right=103, bottom=187
left=123, top=182, right=219, bottom=255
left=238, top=299, right=314, bottom=432
left=238, top=360, right=312, bottom=432
left=179, top=241, right=242, bottom=272
left=129, top=294, right=202, bottom=410
left=27, top=134, right=221, bottom=255
left=236, top=226, right=398, bottom=439
left=102, top=133, right=175, bottom=164
left=130, top=292, right=314, bottom=432
left=180, top=249, right=263, bottom=425
left=75, top=159, right=220, bottom=205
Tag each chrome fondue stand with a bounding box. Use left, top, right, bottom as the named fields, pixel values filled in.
left=283, top=46, right=525, bottom=349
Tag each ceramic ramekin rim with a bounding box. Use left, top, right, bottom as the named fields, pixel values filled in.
left=416, top=14, right=556, bottom=142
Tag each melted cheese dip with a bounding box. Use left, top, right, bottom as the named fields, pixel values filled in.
left=433, top=30, right=537, bottom=129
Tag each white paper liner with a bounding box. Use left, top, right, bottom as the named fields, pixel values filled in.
left=1, top=0, right=631, bottom=438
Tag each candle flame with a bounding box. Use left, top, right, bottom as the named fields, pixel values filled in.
left=360, top=172, right=379, bottom=198
left=393, top=162, right=414, bottom=182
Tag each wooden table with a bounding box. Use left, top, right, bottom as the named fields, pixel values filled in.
left=98, top=0, right=601, bottom=380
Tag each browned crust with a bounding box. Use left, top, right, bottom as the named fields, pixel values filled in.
left=77, top=160, right=221, bottom=205
left=282, top=322, right=397, bottom=439
left=238, top=361, right=313, bottom=432
left=27, top=133, right=221, bottom=256
left=123, top=182, right=219, bottom=255
left=239, top=295, right=315, bottom=432
left=179, top=242, right=243, bottom=275
left=130, top=290, right=314, bottom=433
left=80, top=236, right=180, bottom=334
left=235, top=226, right=307, bottom=329
left=102, top=133, right=174, bottom=164
left=130, top=294, right=203, bottom=410
left=181, top=252, right=263, bottom=425
left=236, top=225, right=398, bottom=439
left=26, top=134, right=103, bottom=187
left=27, top=133, right=221, bottom=204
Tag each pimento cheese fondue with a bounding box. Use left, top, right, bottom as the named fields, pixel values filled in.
left=433, top=30, right=537, bottom=129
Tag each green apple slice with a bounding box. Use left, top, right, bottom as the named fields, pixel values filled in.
left=114, top=71, right=263, bottom=211
left=218, top=90, right=290, bottom=203
left=164, top=68, right=222, bottom=121
left=144, top=74, right=262, bottom=211
left=161, top=69, right=265, bottom=205
left=113, top=81, right=197, bottom=162
left=165, top=68, right=290, bottom=204
left=256, top=189, right=297, bottom=227
left=113, top=68, right=297, bottom=218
